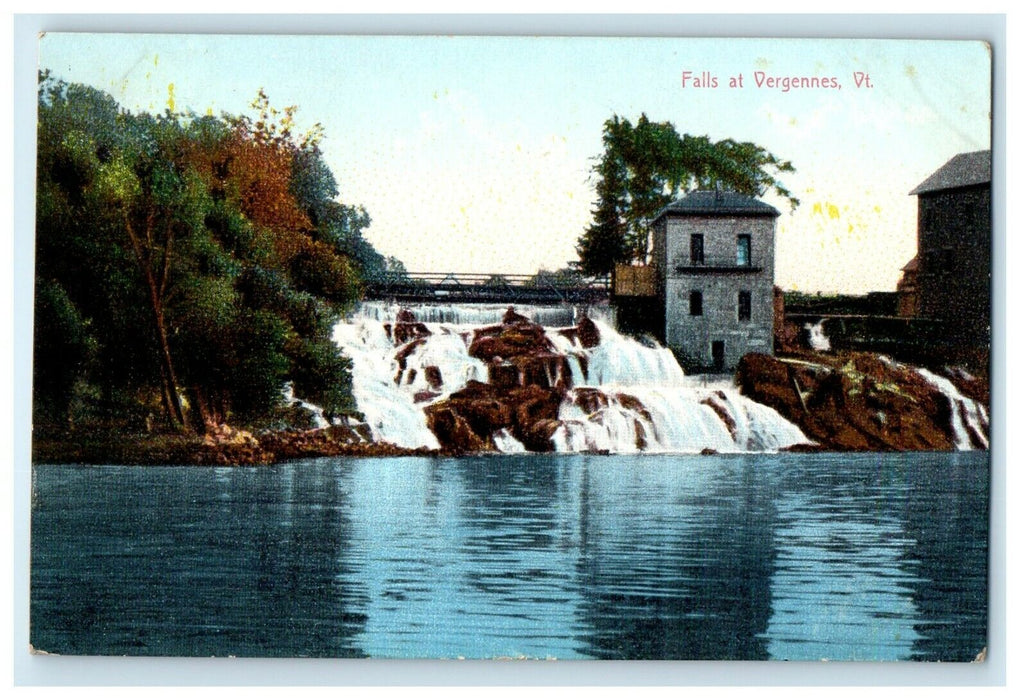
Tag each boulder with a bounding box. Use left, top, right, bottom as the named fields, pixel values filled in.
left=556, top=315, right=601, bottom=349
left=424, top=365, right=444, bottom=389
left=735, top=352, right=983, bottom=451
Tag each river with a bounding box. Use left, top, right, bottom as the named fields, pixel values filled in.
left=30, top=451, right=987, bottom=660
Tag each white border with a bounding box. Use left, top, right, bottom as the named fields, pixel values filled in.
left=8, top=12, right=1011, bottom=689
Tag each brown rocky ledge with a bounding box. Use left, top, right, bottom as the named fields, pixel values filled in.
left=736, top=352, right=989, bottom=452
left=421, top=308, right=601, bottom=453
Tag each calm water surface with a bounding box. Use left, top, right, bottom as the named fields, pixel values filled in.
left=31, top=452, right=988, bottom=660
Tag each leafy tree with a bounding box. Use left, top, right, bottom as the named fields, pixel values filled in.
left=528, top=267, right=585, bottom=289
left=35, top=73, right=393, bottom=434
left=576, top=114, right=798, bottom=276
left=32, top=279, right=93, bottom=429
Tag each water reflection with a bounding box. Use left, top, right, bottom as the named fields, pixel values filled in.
left=31, top=452, right=988, bottom=660
left=345, top=457, right=585, bottom=658
left=570, top=456, right=775, bottom=659
left=31, top=464, right=368, bottom=657
left=765, top=455, right=923, bottom=660
left=904, top=453, right=988, bottom=661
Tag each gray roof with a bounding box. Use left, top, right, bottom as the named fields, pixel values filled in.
left=655, top=190, right=780, bottom=219
left=910, top=150, right=991, bottom=195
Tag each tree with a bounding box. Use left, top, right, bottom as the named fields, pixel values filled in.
left=35, top=74, right=386, bottom=434
left=576, top=114, right=798, bottom=276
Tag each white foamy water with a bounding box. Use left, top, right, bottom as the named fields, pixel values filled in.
left=331, top=304, right=814, bottom=454
left=806, top=319, right=831, bottom=352
left=281, top=383, right=330, bottom=430
left=916, top=368, right=989, bottom=451
left=547, top=320, right=810, bottom=454
left=353, top=301, right=614, bottom=328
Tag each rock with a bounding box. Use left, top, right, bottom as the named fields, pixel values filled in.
left=700, top=393, right=737, bottom=442
left=425, top=407, right=490, bottom=454
left=615, top=392, right=653, bottom=424
left=574, top=387, right=609, bottom=415
left=735, top=352, right=983, bottom=451
left=502, top=306, right=531, bottom=325
left=395, top=338, right=427, bottom=383
left=634, top=419, right=647, bottom=450
left=468, top=324, right=553, bottom=361
left=423, top=379, right=564, bottom=454
left=576, top=316, right=601, bottom=349
left=424, top=365, right=444, bottom=389
left=522, top=418, right=562, bottom=452
left=556, top=315, right=601, bottom=349
left=393, top=321, right=431, bottom=346
left=487, top=362, right=521, bottom=390
left=511, top=353, right=573, bottom=390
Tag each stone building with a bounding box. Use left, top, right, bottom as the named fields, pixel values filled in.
left=649, top=190, right=779, bottom=372
left=909, top=150, right=991, bottom=354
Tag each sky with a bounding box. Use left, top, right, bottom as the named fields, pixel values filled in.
left=37, top=33, right=992, bottom=294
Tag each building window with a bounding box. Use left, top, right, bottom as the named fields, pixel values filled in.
left=736, top=235, right=752, bottom=267
left=690, top=290, right=703, bottom=316
left=738, top=290, right=751, bottom=321
left=691, top=234, right=704, bottom=265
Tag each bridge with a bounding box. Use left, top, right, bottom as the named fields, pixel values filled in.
left=363, top=272, right=611, bottom=305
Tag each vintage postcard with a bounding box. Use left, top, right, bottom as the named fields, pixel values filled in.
left=28, top=31, right=993, bottom=665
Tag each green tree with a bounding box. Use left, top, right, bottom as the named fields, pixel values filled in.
left=576, top=114, right=798, bottom=276
left=35, top=74, right=386, bottom=434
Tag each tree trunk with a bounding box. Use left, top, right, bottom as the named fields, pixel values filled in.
left=124, top=211, right=188, bottom=431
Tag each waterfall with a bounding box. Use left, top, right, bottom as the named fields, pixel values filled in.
left=546, top=320, right=811, bottom=454
left=281, top=383, right=330, bottom=430
left=331, top=304, right=813, bottom=454
left=352, top=300, right=614, bottom=328
left=806, top=319, right=831, bottom=351
left=331, top=319, right=488, bottom=449
left=916, top=368, right=989, bottom=450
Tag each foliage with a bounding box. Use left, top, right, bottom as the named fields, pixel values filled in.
left=576, top=114, right=798, bottom=276
left=34, top=72, right=396, bottom=434
left=528, top=267, right=586, bottom=289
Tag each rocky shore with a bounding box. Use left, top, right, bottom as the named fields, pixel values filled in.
left=737, top=351, right=988, bottom=452
left=33, top=307, right=990, bottom=465
left=32, top=423, right=443, bottom=467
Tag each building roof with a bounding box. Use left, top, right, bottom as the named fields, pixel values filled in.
left=910, top=150, right=991, bottom=195
left=655, top=190, right=780, bottom=219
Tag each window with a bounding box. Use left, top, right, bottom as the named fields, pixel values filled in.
left=691, top=234, right=704, bottom=265
left=690, top=290, right=703, bottom=316
left=738, top=291, right=751, bottom=321
left=736, top=235, right=752, bottom=267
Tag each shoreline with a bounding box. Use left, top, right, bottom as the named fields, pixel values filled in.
left=31, top=427, right=985, bottom=467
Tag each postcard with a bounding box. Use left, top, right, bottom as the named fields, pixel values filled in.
left=28, top=31, right=993, bottom=664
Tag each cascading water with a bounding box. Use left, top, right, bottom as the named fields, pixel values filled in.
left=281, top=383, right=330, bottom=430
left=916, top=368, right=990, bottom=450
left=356, top=301, right=613, bottom=328
left=806, top=319, right=831, bottom=351
left=332, top=303, right=812, bottom=454
left=546, top=320, right=811, bottom=453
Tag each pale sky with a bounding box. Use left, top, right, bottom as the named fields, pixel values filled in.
left=38, top=34, right=992, bottom=294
